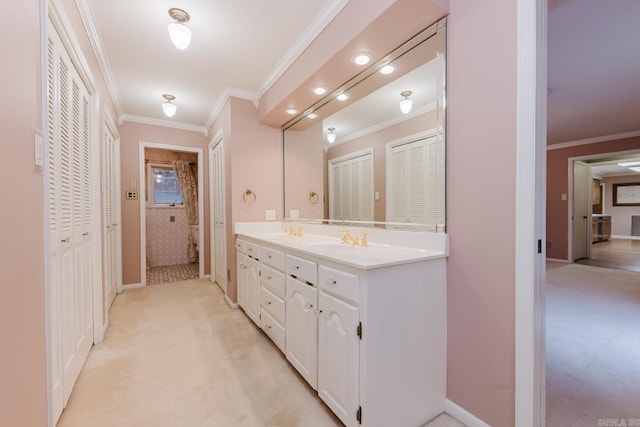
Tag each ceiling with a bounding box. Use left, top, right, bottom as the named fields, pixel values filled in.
left=85, top=0, right=640, bottom=143
left=547, top=0, right=640, bottom=144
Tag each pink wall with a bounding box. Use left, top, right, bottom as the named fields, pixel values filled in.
left=446, top=0, right=517, bottom=425
left=0, top=1, right=47, bottom=425
left=602, top=175, right=640, bottom=236
left=326, top=111, right=436, bottom=221
left=118, top=121, right=208, bottom=285
left=546, top=135, right=640, bottom=259
left=284, top=122, right=325, bottom=219
left=206, top=97, right=282, bottom=302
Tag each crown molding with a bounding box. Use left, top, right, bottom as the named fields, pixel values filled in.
left=256, top=0, right=350, bottom=101
left=547, top=129, right=640, bottom=151
left=74, top=0, right=123, bottom=117
left=120, top=114, right=207, bottom=135
left=204, top=87, right=256, bottom=133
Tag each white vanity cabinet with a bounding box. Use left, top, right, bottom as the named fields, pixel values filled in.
left=236, top=239, right=260, bottom=325
left=285, top=254, right=318, bottom=389
left=259, top=245, right=286, bottom=352
left=317, top=278, right=360, bottom=426
left=235, top=227, right=447, bottom=427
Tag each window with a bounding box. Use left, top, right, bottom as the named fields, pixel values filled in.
left=150, top=166, right=183, bottom=205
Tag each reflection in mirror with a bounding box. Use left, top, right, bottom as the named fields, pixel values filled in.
left=283, top=18, right=446, bottom=232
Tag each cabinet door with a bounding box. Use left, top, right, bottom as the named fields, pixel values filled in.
left=245, top=256, right=261, bottom=325
left=318, top=291, right=359, bottom=427
left=285, top=276, right=318, bottom=389
left=236, top=252, right=247, bottom=309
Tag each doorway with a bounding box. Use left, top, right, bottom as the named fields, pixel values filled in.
left=138, top=142, right=204, bottom=287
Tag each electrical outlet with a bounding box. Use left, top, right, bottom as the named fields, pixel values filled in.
left=265, top=210, right=276, bottom=221
left=126, top=190, right=138, bottom=200
left=290, top=209, right=299, bottom=219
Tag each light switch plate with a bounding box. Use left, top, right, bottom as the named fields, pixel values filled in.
left=561, top=194, right=567, bottom=201
left=130, top=180, right=137, bottom=189
left=265, top=210, right=276, bottom=221
left=290, top=209, right=300, bottom=219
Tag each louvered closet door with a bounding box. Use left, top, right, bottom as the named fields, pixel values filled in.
left=47, top=23, right=94, bottom=423
left=329, top=153, right=373, bottom=221
left=388, top=135, right=442, bottom=226
left=212, top=142, right=226, bottom=291
left=103, top=127, right=118, bottom=309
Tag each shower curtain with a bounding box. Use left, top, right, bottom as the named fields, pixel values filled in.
left=173, top=160, right=198, bottom=263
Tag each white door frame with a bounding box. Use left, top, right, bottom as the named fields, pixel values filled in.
left=566, top=148, right=640, bottom=262
left=515, top=0, right=546, bottom=425
left=138, top=142, right=204, bottom=286
left=208, top=130, right=226, bottom=293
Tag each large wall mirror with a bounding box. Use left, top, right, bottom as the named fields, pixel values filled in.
left=283, top=18, right=446, bottom=232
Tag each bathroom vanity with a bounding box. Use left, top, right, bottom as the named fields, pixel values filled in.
left=235, top=222, right=447, bottom=427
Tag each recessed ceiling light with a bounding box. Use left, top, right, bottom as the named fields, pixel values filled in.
left=313, top=87, right=327, bottom=95
left=617, top=161, right=640, bottom=167
left=336, top=93, right=349, bottom=101
left=285, top=108, right=298, bottom=115
left=352, top=52, right=373, bottom=66
left=379, top=64, right=396, bottom=75
left=307, top=113, right=318, bottom=119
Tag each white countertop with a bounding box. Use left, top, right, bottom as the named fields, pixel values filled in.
left=235, top=228, right=447, bottom=270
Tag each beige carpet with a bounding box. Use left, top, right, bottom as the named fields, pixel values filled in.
left=57, top=279, right=463, bottom=427
left=546, top=263, right=640, bottom=426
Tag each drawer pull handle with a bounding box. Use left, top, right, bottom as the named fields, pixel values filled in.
left=327, top=279, right=337, bottom=286
left=294, top=265, right=300, bottom=270
left=304, top=303, right=313, bottom=311
left=265, top=325, right=272, bottom=329
left=268, top=254, right=272, bottom=258
left=266, top=301, right=272, bottom=305
left=266, top=275, right=272, bottom=280
left=61, top=238, right=70, bottom=243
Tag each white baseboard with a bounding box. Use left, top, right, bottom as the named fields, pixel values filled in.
left=225, top=294, right=238, bottom=309
left=122, top=282, right=144, bottom=290
left=546, top=257, right=570, bottom=263
left=611, top=234, right=640, bottom=240
left=202, top=274, right=211, bottom=279
left=445, top=399, right=491, bottom=427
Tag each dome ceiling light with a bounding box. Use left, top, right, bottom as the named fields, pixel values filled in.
left=168, top=8, right=192, bottom=50
left=162, top=94, right=177, bottom=117
left=326, top=127, right=336, bottom=144
left=399, top=90, right=413, bottom=114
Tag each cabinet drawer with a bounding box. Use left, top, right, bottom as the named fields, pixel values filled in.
left=261, top=265, right=285, bottom=296
left=262, top=246, right=285, bottom=270
left=246, top=241, right=261, bottom=259
left=235, top=238, right=245, bottom=253
left=261, top=286, right=285, bottom=325
left=319, top=265, right=359, bottom=304
left=261, top=309, right=285, bottom=352
left=285, top=254, right=317, bottom=285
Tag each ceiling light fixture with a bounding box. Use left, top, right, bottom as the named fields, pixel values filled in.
left=285, top=108, right=298, bottom=115
left=326, top=127, right=336, bottom=144
left=307, top=113, right=318, bottom=119
left=379, top=64, right=396, bottom=75
left=352, top=52, right=373, bottom=66
left=336, top=93, right=349, bottom=101
left=162, top=94, right=177, bottom=117
left=313, top=87, right=327, bottom=95
left=168, top=8, right=192, bottom=50
left=617, top=161, right=640, bottom=167
left=399, top=90, right=413, bottom=114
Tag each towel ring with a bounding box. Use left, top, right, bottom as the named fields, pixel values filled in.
left=243, top=189, right=256, bottom=203
left=309, top=191, right=319, bottom=204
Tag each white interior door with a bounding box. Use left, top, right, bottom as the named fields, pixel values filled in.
left=386, top=134, right=443, bottom=227
left=103, top=122, right=120, bottom=309
left=328, top=149, right=373, bottom=221
left=572, top=161, right=590, bottom=261
left=47, top=21, right=94, bottom=422
left=210, top=140, right=227, bottom=292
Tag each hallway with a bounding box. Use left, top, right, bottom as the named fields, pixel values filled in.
left=57, top=279, right=462, bottom=427
left=576, top=238, right=640, bottom=273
